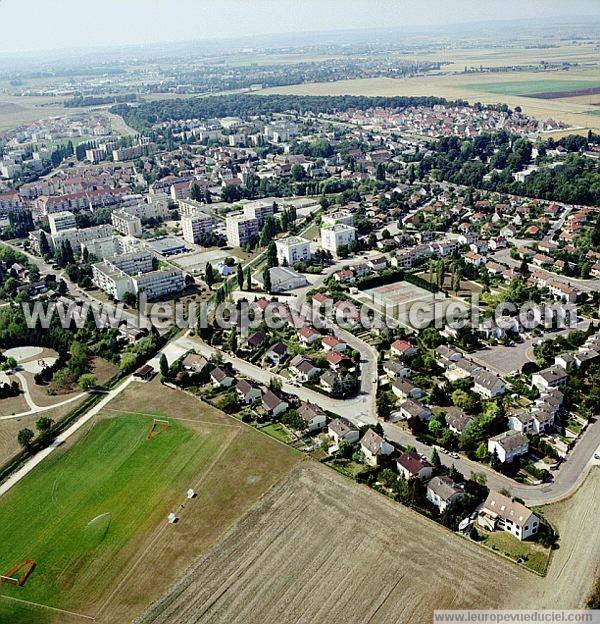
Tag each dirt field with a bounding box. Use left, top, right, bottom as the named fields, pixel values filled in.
left=138, top=462, right=535, bottom=624
left=138, top=463, right=600, bottom=624
left=536, top=466, right=600, bottom=608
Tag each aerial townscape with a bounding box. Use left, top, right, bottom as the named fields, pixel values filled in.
left=0, top=2, right=599, bottom=623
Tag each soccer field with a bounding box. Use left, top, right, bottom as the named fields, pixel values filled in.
left=0, top=414, right=230, bottom=623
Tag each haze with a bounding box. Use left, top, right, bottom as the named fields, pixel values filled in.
left=0, top=0, right=598, bottom=54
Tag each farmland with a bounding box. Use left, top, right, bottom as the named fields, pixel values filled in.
left=0, top=382, right=300, bottom=623
left=138, top=462, right=534, bottom=624
left=139, top=464, right=600, bottom=624
left=464, top=79, right=600, bottom=98
left=261, top=69, right=600, bottom=133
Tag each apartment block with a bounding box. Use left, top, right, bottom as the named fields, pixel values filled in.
left=181, top=213, right=214, bottom=244
left=111, top=209, right=143, bottom=237
left=320, top=224, right=357, bottom=256
left=226, top=213, right=259, bottom=247
left=243, top=200, right=274, bottom=225
left=275, top=236, right=311, bottom=266
left=48, top=210, right=76, bottom=236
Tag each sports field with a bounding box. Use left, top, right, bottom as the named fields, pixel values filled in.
left=0, top=381, right=300, bottom=623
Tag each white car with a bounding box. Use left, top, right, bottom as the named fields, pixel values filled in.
left=594, top=452, right=600, bottom=460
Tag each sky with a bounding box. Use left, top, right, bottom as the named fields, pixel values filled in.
left=0, top=0, right=598, bottom=54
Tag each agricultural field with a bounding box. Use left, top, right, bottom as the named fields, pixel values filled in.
left=0, top=381, right=300, bottom=624
left=464, top=79, right=600, bottom=98
left=138, top=462, right=534, bottom=624
left=139, top=463, right=600, bottom=624
left=261, top=68, right=600, bottom=133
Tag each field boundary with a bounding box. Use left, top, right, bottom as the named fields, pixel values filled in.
left=0, top=594, right=94, bottom=621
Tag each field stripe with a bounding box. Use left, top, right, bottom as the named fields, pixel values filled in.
left=101, top=407, right=240, bottom=427
left=93, top=428, right=241, bottom=620
left=0, top=594, right=94, bottom=621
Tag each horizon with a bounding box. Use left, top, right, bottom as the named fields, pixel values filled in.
left=0, top=0, right=599, bottom=56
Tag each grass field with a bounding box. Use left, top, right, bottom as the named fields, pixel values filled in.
left=465, top=79, right=600, bottom=97
left=0, top=380, right=300, bottom=623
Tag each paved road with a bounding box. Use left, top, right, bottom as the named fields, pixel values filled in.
left=384, top=416, right=600, bottom=507
left=176, top=334, right=377, bottom=425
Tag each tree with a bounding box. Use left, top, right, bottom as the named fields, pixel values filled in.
left=262, top=267, right=272, bottom=294
left=246, top=266, right=253, bottom=291
left=205, top=262, right=215, bottom=289
left=430, top=447, right=441, bottom=469
left=17, top=428, right=34, bottom=449
left=475, top=442, right=490, bottom=462
left=266, top=241, right=278, bottom=268
left=35, top=416, right=54, bottom=433
left=237, top=263, right=244, bottom=290
left=78, top=373, right=97, bottom=390
left=39, top=231, right=51, bottom=257
left=159, top=354, right=169, bottom=379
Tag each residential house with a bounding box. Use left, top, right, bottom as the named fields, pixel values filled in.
left=235, top=380, right=262, bottom=404
left=391, top=378, right=425, bottom=400
left=488, top=430, right=529, bottom=463
left=472, top=370, right=506, bottom=398
left=289, top=355, right=321, bottom=382
left=298, top=326, right=321, bottom=346
left=322, top=335, right=347, bottom=352
left=531, top=365, right=567, bottom=391
left=390, top=339, right=416, bottom=358
left=478, top=490, right=539, bottom=541
left=445, top=408, right=473, bottom=435
left=326, top=351, right=352, bottom=372
left=360, top=429, right=394, bottom=466
left=298, top=402, right=327, bottom=432
left=182, top=353, right=209, bottom=374
left=265, top=342, right=288, bottom=365
left=261, top=391, right=288, bottom=417
left=426, top=476, right=464, bottom=512
left=328, top=418, right=360, bottom=447
left=399, top=399, right=432, bottom=422
left=397, top=451, right=433, bottom=480
left=383, top=360, right=412, bottom=379
left=210, top=367, right=235, bottom=388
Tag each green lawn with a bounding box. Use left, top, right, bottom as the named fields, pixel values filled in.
left=0, top=414, right=226, bottom=623
left=484, top=530, right=551, bottom=575
left=259, top=422, right=293, bottom=444
left=465, top=79, right=600, bottom=97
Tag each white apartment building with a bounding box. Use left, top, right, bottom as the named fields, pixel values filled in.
left=178, top=198, right=207, bottom=219
left=132, top=269, right=185, bottom=301
left=320, top=224, right=357, bottom=256
left=243, top=200, right=274, bottom=225
left=181, top=213, right=214, bottom=244
left=264, top=122, right=298, bottom=143
left=80, top=235, right=141, bottom=260
left=92, top=262, right=134, bottom=300
left=109, top=251, right=154, bottom=275
left=275, top=236, right=311, bottom=266
left=111, top=209, right=143, bottom=237
left=85, top=148, right=107, bottom=164
left=321, top=210, right=355, bottom=227
left=48, top=211, right=76, bottom=236
left=226, top=213, right=259, bottom=247
left=50, top=224, right=114, bottom=253
left=112, top=145, right=144, bottom=162
left=93, top=258, right=184, bottom=302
